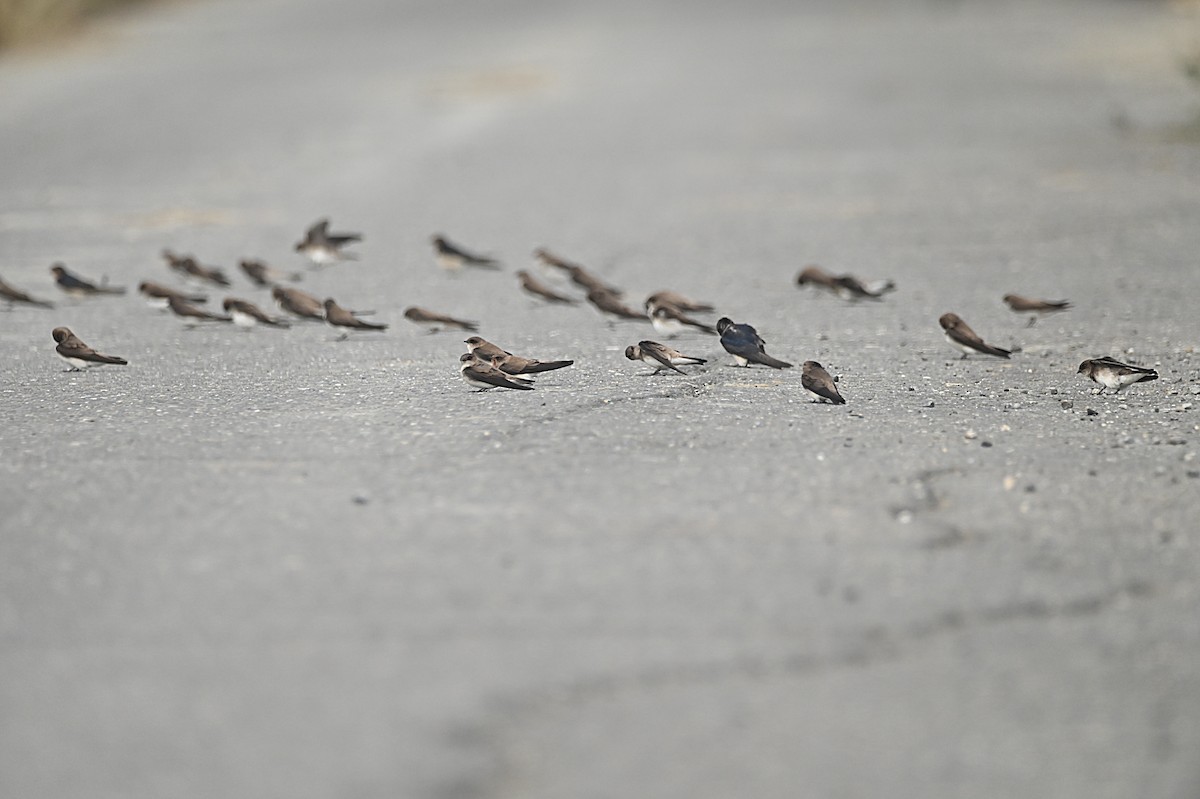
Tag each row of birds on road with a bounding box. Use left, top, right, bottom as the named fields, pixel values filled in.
left=8, top=217, right=1162, bottom=398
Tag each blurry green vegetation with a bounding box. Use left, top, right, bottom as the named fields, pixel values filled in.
left=0, top=0, right=146, bottom=48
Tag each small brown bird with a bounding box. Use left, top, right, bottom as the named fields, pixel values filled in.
left=138, top=281, right=207, bottom=309
left=586, top=288, right=647, bottom=322
left=403, top=306, right=478, bottom=333
left=1077, top=357, right=1158, bottom=394
left=160, top=250, right=230, bottom=287
left=463, top=336, right=572, bottom=375
left=50, top=264, right=125, bottom=296
left=52, top=327, right=127, bottom=371
left=801, top=361, right=846, bottom=404
left=325, top=299, right=387, bottom=338
left=432, top=235, right=500, bottom=271
left=168, top=296, right=231, bottom=323
left=0, top=276, right=53, bottom=308
left=646, top=302, right=715, bottom=336
left=272, top=286, right=325, bottom=320
left=794, top=265, right=842, bottom=292
left=796, top=265, right=894, bottom=299
left=624, top=341, right=706, bottom=375
left=533, top=248, right=622, bottom=294
left=645, top=290, right=714, bottom=313
left=1002, top=294, right=1071, bottom=326
left=223, top=298, right=290, bottom=329
left=939, top=313, right=1011, bottom=359
left=459, top=353, right=535, bottom=391
left=516, top=270, right=578, bottom=304
left=294, top=219, right=361, bottom=265
left=240, top=259, right=303, bottom=287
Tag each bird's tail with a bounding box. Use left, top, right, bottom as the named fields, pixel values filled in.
left=756, top=354, right=793, bottom=369
left=520, top=360, right=574, bottom=373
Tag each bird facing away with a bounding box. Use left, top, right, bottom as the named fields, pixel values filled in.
left=223, top=298, right=290, bottom=328
left=138, top=281, right=207, bottom=309
left=52, top=327, right=127, bottom=370
left=168, top=296, right=231, bottom=323
left=272, top=286, right=325, bottom=320
left=645, top=290, right=714, bottom=314
left=801, top=361, right=846, bottom=404
left=463, top=336, right=572, bottom=375
left=295, top=219, right=361, bottom=265
left=1077, top=357, right=1158, bottom=394
left=404, top=306, right=478, bottom=333
left=586, top=288, right=648, bottom=321
left=938, top=313, right=1011, bottom=359
left=160, top=250, right=231, bottom=287
left=50, top=264, right=125, bottom=296
left=624, top=340, right=706, bottom=375
left=0, top=276, right=53, bottom=308
left=716, top=317, right=793, bottom=369
left=1003, top=294, right=1071, bottom=326
left=325, top=299, right=387, bottom=338
left=516, top=270, right=578, bottom=304
left=432, top=235, right=500, bottom=271
left=240, top=259, right=303, bottom=287
left=459, top=353, right=535, bottom=391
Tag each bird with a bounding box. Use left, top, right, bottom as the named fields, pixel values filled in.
left=1077, top=357, right=1158, bottom=394
left=645, top=290, right=714, bottom=313
left=325, top=299, right=387, bottom=339
left=52, top=327, right=127, bottom=371
left=459, top=353, right=534, bottom=391
left=272, top=286, right=326, bottom=320
left=463, top=336, right=573, bottom=375
left=240, top=259, right=302, bottom=287
left=794, top=265, right=842, bottom=293
left=938, top=312, right=1011, bottom=359
left=50, top=264, right=125, bottom=296
left=295, top=218, right=361, bottom=265
left=516, top=270, right=578, bottom=304
left=138, top=281, right=207, bottom=310
left=0, top=276, right=53, bottom=308
left=223, top=298, right=290, bottom=329
left=168, top=296, right=231, bottom=324
left=533, top=248, right=622, bottom=294
left=801, top=361, right=846, bottom=404
left=716, top=317, right=793, bottom=369
left=1003, top=294, right=1071, bottom=326
left=432, top=234, right=500, bottom=271
left=586, top=288, right=647, bottom=322
left=796, top=265, right=894, bottom=300
left=646, top=302, right=715, bottom=336
left=160, top=250, right=230, bottom=287
left=624, top=341, right=706, bottom=375
left=403, top=306, right=478, bottom=333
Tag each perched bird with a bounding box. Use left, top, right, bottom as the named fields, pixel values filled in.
left=1077, top=357, right=1158, bottom=394
left=325, top=299, right=387, bottom=339
left=516, top=270, right=578, bottom=304
left=463, top=336, right=572, bottom=375
left=404, top=306, right=478, bottom=333
left=647, top=302, right=715, bottom=336
left=939, top=312, right=1011, bottom=359
left=272, top=286, right=325, bottom=320
left=0, top=276, right=53, bottom=308
left=52, top=327, right=127, bottom=371
left=645, top=290, right=714, bottom=313
left=1003, top=294, right=1071, bottom=326
left=138, top=281, right=207, bottom=310
left=223, top=298, right=290, bottom=329
left=160, top=250, right=230, bottom=287
left=624, top=340, right=706, bottom=375
left=716, top=317, right=793, bottom=369
left=240, top=259, right=302, bottom=287
left=50, top=264, right=125, bottom=296
left=801, top=361, right=846, bottom=404
left=586, top=288, right=647, bottom=322
left=168, top=296, right=231, bottom=324
left=533, top=248, right=622, bottom=294
left=295, top=219, right=361, bottom=265
left=432, top=234, right=500, bottom=271
left=459, top=353, right=534, bottom=391
left=796, top=265, right=894, bottom=300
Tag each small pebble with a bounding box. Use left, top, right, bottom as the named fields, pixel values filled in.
left=1087, top=408, right=1099, bottom=416
left=1060, top=400, right=1074, bottom=410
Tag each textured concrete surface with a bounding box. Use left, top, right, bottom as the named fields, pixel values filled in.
left=1, top=1, right=1199, bottom=797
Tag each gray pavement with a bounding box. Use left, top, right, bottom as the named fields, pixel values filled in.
left=2, top=0, right=1199, bottom=797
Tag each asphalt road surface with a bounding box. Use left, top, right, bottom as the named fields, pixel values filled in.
left=2, top=1, right=1199, bottom=797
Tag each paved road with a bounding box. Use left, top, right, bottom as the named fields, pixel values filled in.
left=2, top=0, right=1199, bottom=797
